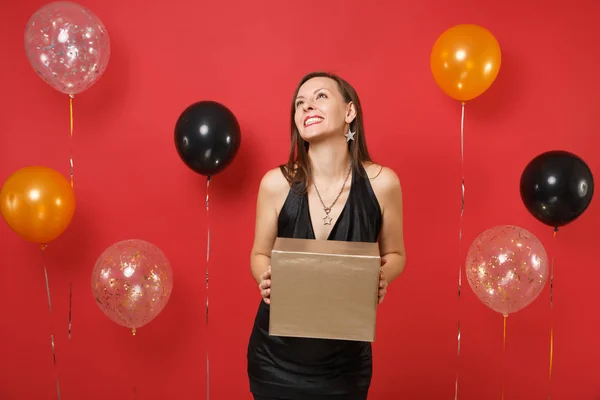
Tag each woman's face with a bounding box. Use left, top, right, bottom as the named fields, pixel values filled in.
left=294, top=77, right=354, bottom=143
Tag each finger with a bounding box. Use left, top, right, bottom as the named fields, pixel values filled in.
left=259, top=279, right=271, bottom=290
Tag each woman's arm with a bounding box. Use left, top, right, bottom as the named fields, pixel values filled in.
left=250, top=168, right=288, bottom=284
left=369, top=165, right=406, bottom=284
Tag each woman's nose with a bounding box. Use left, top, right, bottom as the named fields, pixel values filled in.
left=302, top=102, right=314, bottom=112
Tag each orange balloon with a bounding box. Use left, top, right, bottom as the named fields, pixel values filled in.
left=430, top=24, right=501, bottom=102
left=0, top=166, right=75, bottom=244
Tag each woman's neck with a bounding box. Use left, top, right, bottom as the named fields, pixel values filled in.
left=307, top=137, right=351, bottom=181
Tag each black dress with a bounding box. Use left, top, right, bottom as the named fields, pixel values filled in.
left=247, top=163, right=383, bottom=400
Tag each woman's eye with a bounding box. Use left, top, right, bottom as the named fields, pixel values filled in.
left=295, top=100, right=303, bottom=107
left=317, top=93, right=327, bottom=99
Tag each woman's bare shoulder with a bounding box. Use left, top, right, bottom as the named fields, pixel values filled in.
left=363, top=162, right=402, bottom=217
left=363, top=162, right=401, bottom=191
left=259, top=167, right=292, bottom=195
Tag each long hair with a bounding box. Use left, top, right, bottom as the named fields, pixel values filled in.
left=279, top=71, right=373, bottom=193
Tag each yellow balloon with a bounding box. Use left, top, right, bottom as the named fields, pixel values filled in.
left=0, top=166, right=75, bottom=244
left=430, top=24, right=501, bottom=102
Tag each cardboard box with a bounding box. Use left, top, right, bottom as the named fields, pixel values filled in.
left=269, top=237, right=381, bottom=342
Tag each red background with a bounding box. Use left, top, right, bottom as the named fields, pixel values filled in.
left=1, top=0, right=599, bottom=399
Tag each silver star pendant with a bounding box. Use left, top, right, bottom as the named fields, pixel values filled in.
left=345, top=129, right=355, bottom=142
left=323, top=215, right=333, bottom=225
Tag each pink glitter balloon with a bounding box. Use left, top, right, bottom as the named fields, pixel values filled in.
left=465, top=225, right=549, bottom=316
left=92, top=240, right=173, bottom=334
left=24, top=1, right=110, bottom=96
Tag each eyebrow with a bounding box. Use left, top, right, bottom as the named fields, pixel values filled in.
left=296, top=87, right=329, bottom=100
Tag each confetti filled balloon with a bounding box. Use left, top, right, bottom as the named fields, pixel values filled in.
left=24, top=1, right=111, bottom=96
left=465, top=225, right=549, bottom=316
left=92, top=240, right=173, bottom=334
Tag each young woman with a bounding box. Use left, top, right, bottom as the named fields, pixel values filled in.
left=247, top=71, right=406, bottom=400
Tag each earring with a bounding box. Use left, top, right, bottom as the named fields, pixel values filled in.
left=345, top=127, right=355, bottom=142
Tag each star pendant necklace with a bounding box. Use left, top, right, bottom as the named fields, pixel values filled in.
left=312, top=162, right=352, bottom=225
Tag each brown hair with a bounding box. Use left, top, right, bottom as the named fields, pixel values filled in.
left=279, top=71, right=373, bottom=192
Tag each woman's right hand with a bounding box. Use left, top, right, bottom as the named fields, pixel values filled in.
left=258, top=267, right=272, bottom=304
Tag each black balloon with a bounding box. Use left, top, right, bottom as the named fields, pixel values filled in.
left=174, top=101, right=241, bottom=176
left=520, top=150, right=594, bottom=228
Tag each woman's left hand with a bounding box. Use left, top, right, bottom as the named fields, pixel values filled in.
left=379, top=258, right=388, bottom=304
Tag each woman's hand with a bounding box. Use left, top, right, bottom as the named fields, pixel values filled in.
left=258, top=267, right=272, bottom=304
left=379, top=258, right=388, bottom=304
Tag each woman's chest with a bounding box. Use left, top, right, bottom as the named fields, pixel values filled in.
left=306, top=185, right=351, bottom=241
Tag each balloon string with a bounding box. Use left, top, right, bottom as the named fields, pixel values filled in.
left=459, top=102, right=465, bottom=292
left=502, top=314, right=507, bottom=400
left=42, top=245, right=53, bottom=315
left=69, top=95, right=74, bottom=189
left=206, top=176, right=211, bottom=400
left=68, top=95, right=74, bottom=340
left=41, top=244, right=62, bottom=400
left=454, top=101, right=465, bottom=400
left=548, top=227, right=558, bottom=399
left=460, top=101, right=465, bottom=187
left=68, top=283, right=72, bottom=340
left=454, top=321, right=461, bottom=400
left=550, top=228, right=557, bottom=309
